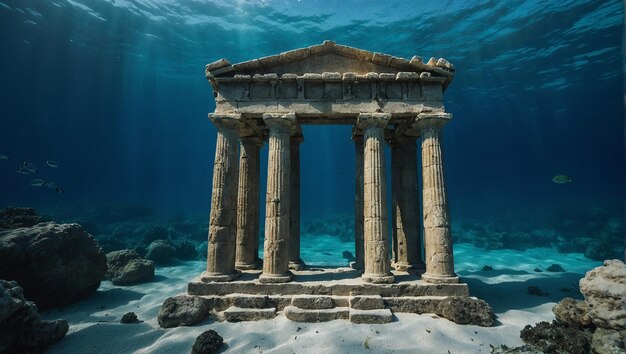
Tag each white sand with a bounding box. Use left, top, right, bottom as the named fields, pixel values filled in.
left=42, top=241, right=601, bottom=353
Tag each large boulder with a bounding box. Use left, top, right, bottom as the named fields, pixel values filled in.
left=0, top=207, right=45, bottom=229
left=105, top=250, right=155, bottom=285
left=0, top=279, right=68, bottom=353
left=579, top=259, right=626, bottom=330
left=145, top=239, right=176, bottom=265
left=552, top=297, right=593, bottom=329
left=0, top=222, right=107, bottom=309
left=435, top=296, right=494, bottom=326
left=157, top=295, right=212, bottom=328
left=520, top=321, right=591, bottom=354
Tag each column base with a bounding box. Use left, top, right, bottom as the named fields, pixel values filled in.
left=259, top=271, right=293, bottom=283
left=362, top=272, right=395, bottom=284
left=288, top=259, right=306, bottom=271
left=421, top=272, right=459, bottom=284
left=392, top=262, right=426, bottom=273
left=236, top=258, right=263, bottom=270
left=200, top=270, right=241, bottom=283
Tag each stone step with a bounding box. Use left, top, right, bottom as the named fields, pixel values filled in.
left=349, top=308, right=393, bottom=324
left=232, top=295, right=276, bottom=309
left=291, top=294, right=334, bottom=309
left=349, top=295, right=384, bottom=310
left=223, top=306, right=276, bottom=322
left=283, top=305, right=349, bottom=322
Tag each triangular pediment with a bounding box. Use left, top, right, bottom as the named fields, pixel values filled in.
left=206, top=40, right=454, bottom=78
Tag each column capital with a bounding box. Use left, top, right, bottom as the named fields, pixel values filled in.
left=356, top=113, right=391, bottom=130
left=412, top=112, right=452, bottom=130
left=263, top=112, right=297, bottom=134
left=209, top=113, right=244, bottom=130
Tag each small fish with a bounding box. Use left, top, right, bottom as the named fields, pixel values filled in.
left=30, top=179, right=46, bottom=187
left=0, top=154, right=8, bottom=160
left=552, top=175, right=572, bottom=184
left=21, top=161, right=37, bottom=173
left=45, top=181, right=57, bottom=189
left=16, top=168, right=32, bottom=175
left=46, top=160, right=60, bottom=168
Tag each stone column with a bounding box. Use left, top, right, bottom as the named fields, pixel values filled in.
left=357, top=113, right=394, bottom=284
left=235, top=136, right=262, bottom=270
left=202, top=113, right=243, bottom=282
left=413, top=112, right=458, bottom=284
left=289, top=135, right=305, bottom=270
left=391, top=136, right=425, bottom=272
left=260, top=113, right=296, bottom=283
left=352, top=134, right=364, bottom=270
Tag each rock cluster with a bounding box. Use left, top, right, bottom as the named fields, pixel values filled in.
left=0, top=219, right=107, bottom=309
left=158, top=295, right=213, bottom=328
left=0, top=207, right=45, bottom=229
left=105, top=250, right=154, bottom=285
left=0, top=279, right=68, bottom=353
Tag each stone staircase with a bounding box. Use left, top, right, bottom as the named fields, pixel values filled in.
left=222, top=295, right=278, bottom=322
left=284, top=294, right=393, bottom=324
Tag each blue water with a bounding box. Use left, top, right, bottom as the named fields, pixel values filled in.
left=0, top=1, right=623, bottom=257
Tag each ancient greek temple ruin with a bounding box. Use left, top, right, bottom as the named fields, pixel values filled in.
left=187, top=41, right=470, bottom=324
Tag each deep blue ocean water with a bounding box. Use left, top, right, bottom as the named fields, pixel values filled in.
left=0, top=0, right=623, bottom=257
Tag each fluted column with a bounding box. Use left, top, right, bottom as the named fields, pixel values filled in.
left=413, top=112, right=458, bottom=284
left=202, top=113, right=243, bottom=282
left=260, top=113, right=296, bottom=283
left=357, top=113, right=394, bottom=284
left=289, top=135, right=305, bottom=270
left=235, top=136, right=263, bottom=270
left=391, top=136, right=425, bottom=272
left=352, top=134, right=365, bottom=270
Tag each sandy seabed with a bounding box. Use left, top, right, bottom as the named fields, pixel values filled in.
left=42, top=239, right=601, bottom=354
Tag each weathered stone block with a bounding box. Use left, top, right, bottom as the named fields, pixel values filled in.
left=304, top=81, right=324, bottom=99
left=349, top=308, right=393, bottom=324
left=232, top=295, right=276, bottom=309
left=223, top=306, right=276, bottom=322
left=250, top=82, right=272, bottom=99
left=291, top=295, right=334, bottom=309
left=284, top=306, right=349, bottom=322
left=349, top=295, right=384, bottom=310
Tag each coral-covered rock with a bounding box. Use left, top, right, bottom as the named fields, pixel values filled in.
left=591, top=328, right=625, bottom=354
left=142, top=225, right=169, bottom=245
left=552, top=297, right=593, bottom=329
left=158, top=295, right=212, bottom=328
left=579, top=259, right=626, bottom=330
left=191, top=329, right=223, bottom=354
left=520, top=321, right=591, bottom=354
left=0, top=207, right=45, bottom=229
left=145, top=239, right=176, bottom=265
left=0, top=222, right=107, bottom=309
left=105, top=250, right=154, bottom=285
left=120, top=312, right=139, bottom=324
left=174, top=240, right=198, bottom=261
left=0, top=279, right=68, bottom=353
left=435, top=296, right=494, bottom=327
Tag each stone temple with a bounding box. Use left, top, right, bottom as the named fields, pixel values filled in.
left=187, top=41, right=470, bottom=324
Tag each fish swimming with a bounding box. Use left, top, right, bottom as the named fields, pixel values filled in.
left=46, top=160, right=59, bottom=168
left=0, top=154, right=8, bottom=160
left=552, top=175, right=572, bottom=184
left=30, top=179, right=46, bottom=187
left=21, top=161, right=37, bottom=173
left=45, top=181, right=57, bottom=189
left=16, top=168, right=32, bottom=175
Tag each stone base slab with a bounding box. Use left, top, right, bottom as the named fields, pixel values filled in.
left=291, top=294, right=334, bottom=309
left=223, top=306, right=276, bottom=322
left=349, top=295, right=384, bottom=310
left=189, top=267, right=468, bottom=298
left=349, top=308, right=393, bottom=324
left=284, top=305, right=349, bottom=322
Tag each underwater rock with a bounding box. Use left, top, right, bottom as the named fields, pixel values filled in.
left=120, top=312, right=139, bottom=324
left=191, top=329, right=223, bottom=354
left=520, top=321, right=591, bottom=354
left=97, top=236, right=129, bottom=254
left=590, top=327, right=625, bottom=354
left=546, top=264, right=565, bottom=272
left=0, top=207, right=45, bottom=229
left=0, top=279, right=69, bottom=353
left=552, top=297, right=593, bottom=329
left=145, top=239, right=177, bottom=265
left=105, top=250, right=155, bottom=285
left=435, top=296, right=494, bottom=327
left=0, top=222, right=107, bottom=309
left=579, top=259, right=626, bottom=330
left=158, top=295, right=212, bottom=328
